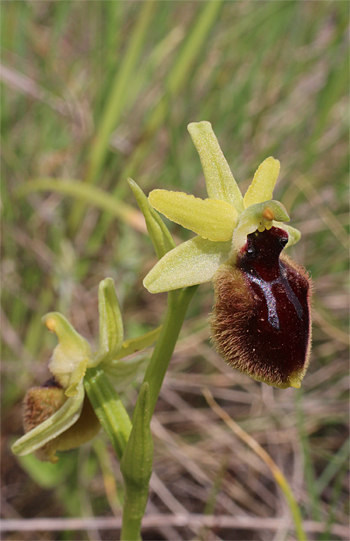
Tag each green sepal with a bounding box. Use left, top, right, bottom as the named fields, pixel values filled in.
left=128, top=178, right=175, bottom=259
left=114, top=326, right=162, bottom=360
left=120, top=382, right=153, bottom=489
left=143, top=235, right=232, bottom=293
left=42, top=312, right=91, bottom=394
left=11, top=382, right=84, bottom=457
left=93, top=278, right=124, bottom=366
left=84, top=368, right=132, bottom=461
left=99, top=326, right=162, bottom=390
left=120, top=382, right=153, bottom=539
left=188, top=121, right=244, bottom=213
left=101, top=356, right=148, bottom=392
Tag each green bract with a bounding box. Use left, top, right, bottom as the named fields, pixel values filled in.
left=11, top=278, right=159, bottom=462
left=143, top=121, right=301, bottom=294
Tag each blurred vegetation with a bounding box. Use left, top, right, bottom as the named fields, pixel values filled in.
left=1, top=1, right=349, bottom=540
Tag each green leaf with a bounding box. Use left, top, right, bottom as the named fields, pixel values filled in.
left=120, top=382, right=153, bottom=489
left=11, top=383, right=84, bottom=457
left=243, top=157, right=280, bottom=208
left=84, top=368, right=132, bottom=461
left=149, top=190, right=238, bottom=241
left=95, top=278, right=124, bottom=365
left=188, top=121, right=244, bottom=212
left=120, top=382, right=154, bottom=539
left=85, top=1, right=157, bottom=186
left=143, top=235, right=232, bottom=293
left=128, top=178, right=175, bottom=259
left=17, top=178, right=145, bottom=233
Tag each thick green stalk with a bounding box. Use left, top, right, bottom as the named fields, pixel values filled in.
left=142, top=286, right=198, bottom=418
left=120, top=286, right=198, bottom=540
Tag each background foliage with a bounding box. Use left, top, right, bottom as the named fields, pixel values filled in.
left=1, top=1, right=349, bottom=540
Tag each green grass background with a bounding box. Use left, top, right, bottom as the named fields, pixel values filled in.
left=1, top=1, right=349, bottom=540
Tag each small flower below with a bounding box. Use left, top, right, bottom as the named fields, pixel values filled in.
left=12, top=311, right=99, bottom=463
left=12, top=278, right=158, bottom=462
left=21, top=377, right=100, bottom=462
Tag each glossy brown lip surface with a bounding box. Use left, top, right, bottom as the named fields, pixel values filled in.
left=211, top=227, right=312, bottom=389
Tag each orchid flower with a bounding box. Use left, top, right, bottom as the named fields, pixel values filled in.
left=142, top=122, right=312, bottom=389
left=11, top=279, right=158, bottom=462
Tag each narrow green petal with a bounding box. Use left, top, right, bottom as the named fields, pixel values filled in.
left=128, top=178, right=175, bottom=258
left=93, top=278, right=124, bottom=366
left=232, top=200, right=290, bottom=252
left=274, top=222, right=301, bottom=247
left=114, top=326, right=162, bottom=360
left=149, top=190, right=238, bottom=241
left=143, top=236, right=231, bottom=293
left=188, top=121, right=244, bottom=212
left=11, top=383, right=84, bottom=457
left=243, top=157, right=280, bottom=208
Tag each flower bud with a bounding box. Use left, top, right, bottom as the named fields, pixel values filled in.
left=211, top=227, right=312, bottom=389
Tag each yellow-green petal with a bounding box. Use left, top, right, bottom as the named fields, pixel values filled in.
left=188, top=121, right=244, bottom=212
left=11, top=382, right=84, bottom=457
left=243, top=157, right=280, bottom=208
left=149, top=190, right=238, bottom=242
left=143, top=236, right=232, bottom=293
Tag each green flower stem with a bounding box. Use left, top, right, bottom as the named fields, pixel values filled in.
left=120, top=286, right=198, bottom=540
left=142, top=286, right=198, bottom=418
left=120, top=383, right=153, bottom=541
left=84, top=368, right=132, bottom=461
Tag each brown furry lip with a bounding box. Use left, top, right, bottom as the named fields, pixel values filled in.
left=211, top=227, right=312, bottom=389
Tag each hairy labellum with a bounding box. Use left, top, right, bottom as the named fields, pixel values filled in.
left=22, top=378, right=100, bottom=462
left=211, top=227, right=312, bottom=389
